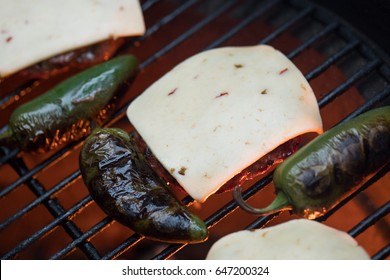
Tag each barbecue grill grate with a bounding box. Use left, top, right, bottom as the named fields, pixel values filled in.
left=0, top=0, right=389, bottom=260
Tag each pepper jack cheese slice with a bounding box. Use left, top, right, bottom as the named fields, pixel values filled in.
left=0, top=0, right=145, bottom=77
left=127, top=45, right=323, bottom=202
left=206, top=219, right=370, bottom=259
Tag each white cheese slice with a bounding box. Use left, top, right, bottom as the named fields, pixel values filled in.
left=206, top=219, right=370, bottom=260
left=0, top=0, right=145, bottom=77
left=127, top=45, right=323, bottom=202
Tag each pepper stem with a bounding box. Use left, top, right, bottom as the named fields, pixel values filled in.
left=233, top=186, right=293, bottom=215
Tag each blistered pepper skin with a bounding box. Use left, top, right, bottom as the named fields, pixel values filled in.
left=234, top=106, right=390, bottom=218
left=79, top=128, right=208, bottom=244
left=273, top=106, right=390, bottom=218
left=0, top=55, right=137, bottom=152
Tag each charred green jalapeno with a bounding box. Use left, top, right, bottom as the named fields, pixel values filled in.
left=234, top=106, right=390, bottom=219
left=79, top=127, right=208, bottom=244
left=0, top=55, right=137, bottom=152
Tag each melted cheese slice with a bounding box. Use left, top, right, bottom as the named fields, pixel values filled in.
left=206, top=219, right=370, bottom=259
left=0, top=0, right=145, bottom=77
left=127, top=45, right=323, bottom=202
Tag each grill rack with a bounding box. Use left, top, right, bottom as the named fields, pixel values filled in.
left=0, top=0, right=389, bottom=260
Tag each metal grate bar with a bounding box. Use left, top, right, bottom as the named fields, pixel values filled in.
left=139, top=0, right=236, bottom=69
left=380, top=64, right=390, bottom=80
left=102, top=234, right=143, bottom=260
left=287, top=21, right=339, bottom=59
left=258, top=6, right=313, bottom=45
left=372, top=245, right=390, bottom=260
left=305, top=39, right=359, bottom=81
left=2, top=195, right=93, bottom=259
left=344, top=91, right=389, bottom=124
left=318, top=59, right=381, bottom=108
left=245, top=213, right=279, bottom=230
left=153, top=244, right=185, bottom=260
left=0, top=80, right=36, bottom=109
left=140, top=0, right=161, bottom=10
left=2, top=161, right=98, bottom=259
left=204, top=0, right=282, bottom=51
left=142, top=0, right=198, bottom=39
left=0, top=142, right=80, bottom=198
left=340, top=86, right=390, bottom=122
left=355, top=203, right=390, bottom=259
left=348, top=201, right=390, bottom=238
left=50, top=216, right=113, bottom=260
left=0, top=170, right=80, bottom=230
left=0, top=148, right=18, bottom=166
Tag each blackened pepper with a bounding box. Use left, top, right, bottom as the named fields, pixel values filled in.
left=79, top=128, right=208, bottom=244
left=0, top=55, right=137, bottom=152
left=234, top=106, right=390, bottom=219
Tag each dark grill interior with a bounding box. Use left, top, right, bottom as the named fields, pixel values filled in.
left=0, top=0, right=389, bottom=260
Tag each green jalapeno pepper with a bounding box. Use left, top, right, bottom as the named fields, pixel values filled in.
left=79, top=127, right=208, bottom=244
left=0, top=55, right=138, bottom=152
left=234, top=106, right=390, bottom=219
